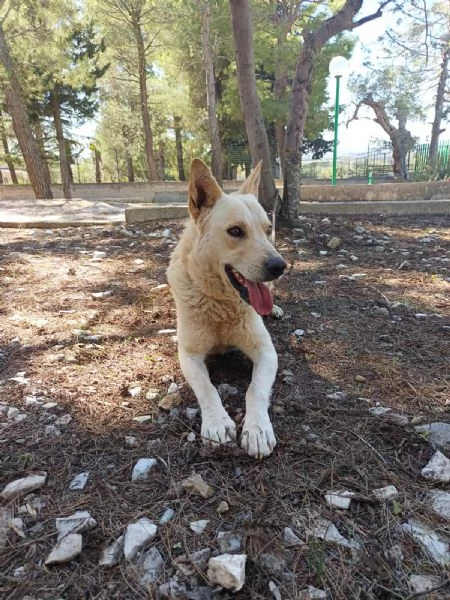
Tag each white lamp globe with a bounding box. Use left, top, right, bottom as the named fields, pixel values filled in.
left=329, top=56, right=349, bottom=77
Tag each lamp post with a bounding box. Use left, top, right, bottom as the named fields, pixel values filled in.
left=329, top=56, right=349, bottom=185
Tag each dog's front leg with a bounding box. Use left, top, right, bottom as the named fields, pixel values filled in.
left=240, top=341, right=278, bottom=458
left=179, top=351, right=237, bottom=445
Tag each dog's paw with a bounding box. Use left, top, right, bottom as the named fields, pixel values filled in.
left=201, top=412, right=237, bottom=445
left=241, top=415, right=276, bottom=458
left=271, top=304, right=283, bottom=319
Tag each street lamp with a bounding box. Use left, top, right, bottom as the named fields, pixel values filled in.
left=329, top=56, right=349, bottom=185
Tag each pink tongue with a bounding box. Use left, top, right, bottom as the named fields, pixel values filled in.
left=244, top=279, right=273, bottom=316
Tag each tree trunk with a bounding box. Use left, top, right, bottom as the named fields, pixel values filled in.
left=50, top=88, right=72, bottom=199
left=34, top=118, right=52, bottom=185
left=280, top=0, right=387, bottom=225
left=157, top=140, right=165, bottom=180
left=361, top=95, right=415, bottom=181
left=133, top=21, right=158, bottom=181
left=125, top=150, right=134, bottom=182
left=95, top=149, right=102, bottom=183
left=0, top=24, right=53, bottom=198
left=202, top=1, right=222, bottom=185
left=174, top=116, right=185, bottom=181
left=229, top=0, right=278, bottom=211
left=429, top=44, right=449, bottom=172
left=0, top=109, right=18, bottom=184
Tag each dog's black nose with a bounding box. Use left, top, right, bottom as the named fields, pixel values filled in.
left=266, top=256, right=287, bottom=278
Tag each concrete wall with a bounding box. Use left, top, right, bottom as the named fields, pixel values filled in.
left=1, top=179, right=449, bottom=203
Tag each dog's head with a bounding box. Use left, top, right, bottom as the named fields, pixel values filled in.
left=188, top=158, right=286, bottom=316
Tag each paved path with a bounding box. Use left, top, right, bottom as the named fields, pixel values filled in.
left=0, top=198, right=126, bottom=228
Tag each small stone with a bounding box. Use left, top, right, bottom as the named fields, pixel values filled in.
left=373, top=485, right=399, bottom=500
left=158, top=328, right=177, bottom=335
left=374, top=245, right=385, bottom=252
left=387, top=544, right=404, bottom=561
left=327, top=236, right=341, bottom=250
left=146, top=388, right=160, bottom=401
left=207, top=554, right=246, bottom=592
left=45, top=425, right=61, bottom=436
left=354, top=225, right=366, bottom=234
left=355, top=375, right=366, bottom=383
left=415, top=422, right=450, bottom=452
left=415, top=313, right=427, bottom=320
left=159, top=508, right=175, bottom=524
left=326, top=391, right=346, bottom=401
left=7, top=406, right=20, bottom=419
left=187, top=431, right=196, bottom=442
left=190, top=519, right=209, bottom=534
left=218, top=531, right=242, bottom=553
left=298, top=586, right=327, bottom=599
left=373, top=306, right=389, bottom=317
left=293, top=328, right=305, bottom=337
left=132, top=458, right=158, bottom=482
left=427, top=490, right=450, bottom=520
left=55, top=511, right=97, bottom=540
left=99, top=536, right=124, bottom=567
left=186, top=407, right=199, bottom=419
left=42, top=402, right=59, bottom=410
left=92, top=251, right=107, bottom=259
left=269, top=581, right=282, bottom=600
left=322, top=218, right=331, bottom=225
left=421, top=451, right=450, bottom=482
left=1, top=473, right=47, bottom=500
left=128, top=386, right=142, bottom=397
left=159, top=392, right=182, bottom=410
left=368, top=406, right=391, bottom=416
left=402, top=519, right=450, bottom=566
left=181, top=474, right=214, bottom=498
left=283, top=527, right=304, bottom=546
left=133, top=415, right=153, bottom=424
left=308, top=518, right=360, bottom=550
left=150, top=284, right=169, bottom=292
left=125, top=436, right=137, bottom=446
left=138, top=546, right=164, bottom=584
left=45, top=533, right=83, bottom=565
left=324, top=490, right=354, bottom=509
left=123, top=518, right=158, bottom=561
left=217, top=501, right=229, bottom=514
left=8, top=517, right=25, bottom=538
left=54, top=413, right=72, bottom=426
left=134, top=258, right=145, bottom=265
left=257, top=552, right=285, bottom=576
left=159, top=579, right=187, bottom=599
left=167, top=382, right=178, bottom=394
left=217, top=383, right=238, bottom=399
left=319, top=250, right=327, bottom=256
left=69, top=472, right=89, bottom=491
left=409, top=575, right=444, bottom=594
left=91, top=290, right=113, bottom=299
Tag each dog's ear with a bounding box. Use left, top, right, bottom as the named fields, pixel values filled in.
left=188, top=159, right=223, bottom=221
left=238, top=160, right=262, bottom=196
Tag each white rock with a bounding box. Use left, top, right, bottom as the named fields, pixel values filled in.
left=7, top=406, right=20, bottom=419
left=158, top=328, right=177, bottom=335
left=150, top=284, right=169, bottom=292
left=293, top=329, right=305, bottom=337
left=415, top=422, right=450, bottom=452
left=132, top=458, right=158, bottom=482
left=167, top=382, right=178, bottom=394
left=402, top=519, right=450, bottom=566
left=421, top=450, right=450, bottom=482
left=54, top=413, right=72, bottom=426
left=218, top=531, right=243, bottom=553
left=133, top=415, right=153, bottom=424
left=283, top=527, right=304, bottom=546
left=372, top=485, right=399, bottom=500
left=269, top=580, right=282, bottom=600
left=324, top=490, right=354, bottom=510
left=123, top=518, right=157, bottom=561
left=91, top=290, right=113, bottom=299
left=187, top=432, right=196, bottom=442
left=159, top=508, right=175, bottom=524
left=321, top=218, right=331, bottom=225
left=125, top=436, right=137, bottom=446
left=45, top=533, right=83, bottom=565
left=299, top=586, right=327, bottom=599
left=308, top=518, right=360, bottom=549
left=92, top=251, right=107, bottom=259
left=415, top=313, right=427, bottom=320
left=99, top=536, right=124, bottom=567
left=185, top=407, right=199, bottom=419
left=69, top=472, right=90, bottom=491
left=146, top=388, right=160, bottom=400
left=409, top=575, right=443, bottom=594
left=8, top=517, right=26, bottom=538
left=190, top=519, right=209, bottom=534
left=1, top=473, right=47, bottom=500
left=207, top=553, right=246, bottom=592
left=56, top=511, right=97, bottom=540
left=427, top=490, right=450, bottom=521
left=138, top=546, right=164, bottom=584
left=128, top=386, right=141, bottom=397
left=326, top=391, right=346, bottom=401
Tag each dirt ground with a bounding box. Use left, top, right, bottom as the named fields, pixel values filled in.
left=0, top=213, right=449, bottom=600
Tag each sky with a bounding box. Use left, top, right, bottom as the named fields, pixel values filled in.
left=325, top=1, right=435, bottom=157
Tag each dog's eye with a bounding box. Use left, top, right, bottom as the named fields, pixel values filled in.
left=227, top=226, right=245, bottom=238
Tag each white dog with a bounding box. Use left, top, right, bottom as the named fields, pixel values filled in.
left=167, top=159, right=286, bottom=458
